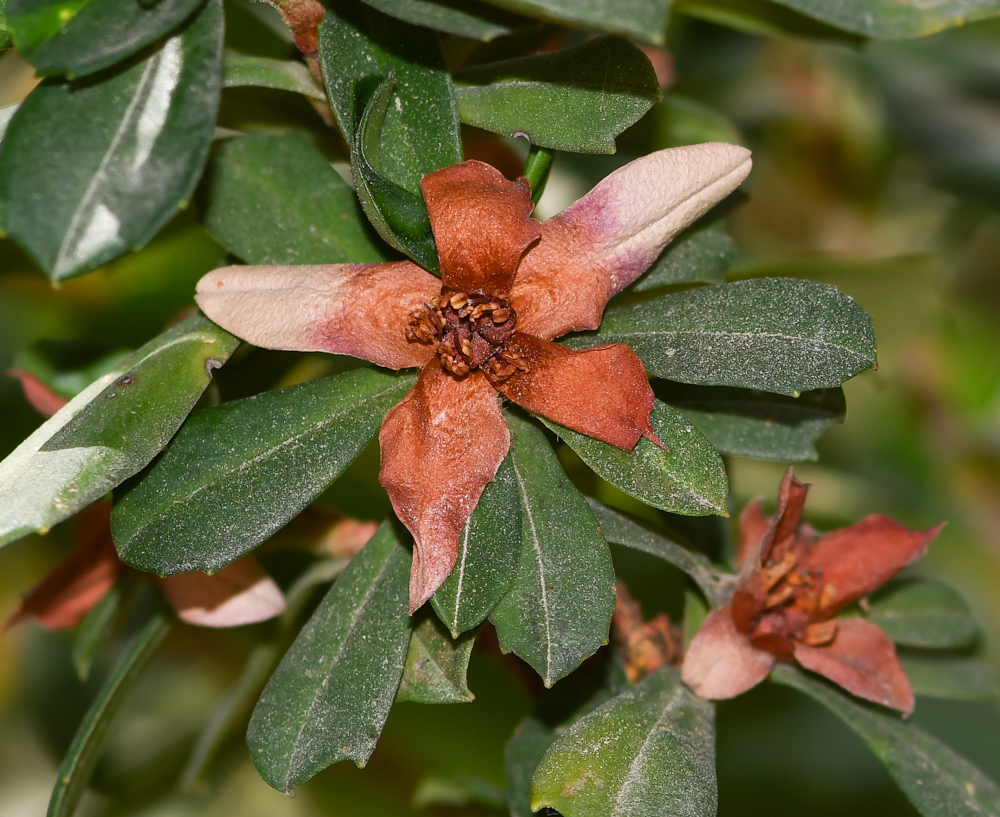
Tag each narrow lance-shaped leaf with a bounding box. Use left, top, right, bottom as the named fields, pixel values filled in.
left=900, top=654, right=997, bottom=703
left=531, top=666, right=718, bottom=817
left=396, top=615, right=475, bottom=704
left=772, top=664, right=1000, bottom=817
left=541, top=399, right=729, bottom=517
left=222, top=54, right=325, bottom=100
left=490, top=413, right=616, bottom=688
left=479, top=0, right=671, bottom=44
left=864, top=580, right=980, bottom=650
left=247, top=522, right=411, bottom=794
left=0, top=0, right=223, bottom=281
left=0, top=315, right=239, bottom=550
left=431, top=452, right=521, bottom=637
left=632, top=222, right=737, bottom=290
left=570, top=277, right=876, bottom=396
left=769, top=0, right=1000, bottom=39
left=453, top=37, right=659, bottom=154
left=359, top=0, right=529, bottom=41
left=112, top=369, right=415, bottom=575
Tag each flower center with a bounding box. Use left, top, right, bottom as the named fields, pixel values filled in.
left=406, top=288, right=525, bottom=379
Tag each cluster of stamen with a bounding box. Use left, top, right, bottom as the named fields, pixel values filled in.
left=406, top=288, right=526, bottom=379
left=759, top=549, right=840, bottom=646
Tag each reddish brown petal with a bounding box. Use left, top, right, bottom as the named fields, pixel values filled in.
left=512, top=144, right=753, bottom=340
left=6, top=369, right=69, bottom=418
left=4, top=502, right=122, bottom=631
left=765, top=467, right=809, bottom=564
left=420, top=160, right=540, bottom=296
left=195, top=261, right=439, bottom=369
left=681, top=604, right=775, bottom=700
left=158, top=556, right=286, bottom=628
left=490, top=333, right=657, bottom=450
left=793, top=618, right=915, bottom=715
left=736, top=498, right=768, bottom=566
left=800, top=516, right=944, bottom=617
left=379, top=361, right=509, bottom=613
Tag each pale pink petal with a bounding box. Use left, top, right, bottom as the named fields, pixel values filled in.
left=158, top=556, right=286, bottom=627
left=195, top=261, right=440, bottom=369
left=512, top=143, right=753, bottom=340
left=490, top=333, right=658, bottom=450
left=793, top=618, right=915, bottom=715
left=6, top=369, right=69, bottom=418
left=421, top=160, right=540, bottom=296
left=682, top=604, right=775, bottom=699
left=379, top=361, right=509, bottom=613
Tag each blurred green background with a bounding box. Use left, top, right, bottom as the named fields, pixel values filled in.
left=2, top=6, right=1000, bottom=815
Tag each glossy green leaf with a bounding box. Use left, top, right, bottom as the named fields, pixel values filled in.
left=506, top=716, right=556, bottom=817
left=431, top=453, right=521, bottom=637
left=674, top=0, right=864, bottom=43
left=771, top=0, right=1000, bottom=39
left=571, top=278, right=877, bottom=396
left=412, top=775, right=505, bottom=810
left=360, top=0, right=527, bottom=41
left=659, top=383, right=846, bottom=461
left=773, top=664, right=1000, bottom=817
left=0, top=0, right=223, bottom=281
left=480, top=0, right=670, bottom=44
left=112, top=369, right=415, bottom=575
left=3, top=0, right=87, bottom=53
left=48, top=606, right=171, bottom=817
left=222, top=53, right=325, bottom=100
left=632, top=223, right=737, bottom=291
left=902, top=654, right=996, bottom=703
left=454, top=37, right=659, bottom=154
left=396, top=615, right=475, bottom=704
left=531, top=666, right=718, bottom=817
left=490, top=414, right=616, bottom=688
left=247, top=522, right=411, bottom=794
left=9, top=0, right=204, bottom=78
left=541, top=400, right=729, bottom=517
left=588, top=499, right=724, bottom=605
left=199, top=133, right=388, bottom=266
left=865, top=580, right=980, bottom=650
left=0, top=315, right=238, bottom=550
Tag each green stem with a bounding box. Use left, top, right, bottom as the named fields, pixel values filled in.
left=524, top=145, right=553, bottom=204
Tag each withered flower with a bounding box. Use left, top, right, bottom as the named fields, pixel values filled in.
left=681, top=468, right=944, bottom=715
left=194, top=144, right=752, bottom=612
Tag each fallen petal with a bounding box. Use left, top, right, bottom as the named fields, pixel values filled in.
left=421, top=160, right=540, bottom=297
left=195, top=261, right=439, bottom=369
left=512, top=143, right=752, bottom=340
left=379, top=362, right=509, bottom=613
left=6, top=369, right=69, bottom=418
left=490, top=333, right=657, bottom=450
left=793, top=617, right=915, bottom=715
left=682, top=604, right=775, bottom=699
left=158, top=556, right=286, bottom=627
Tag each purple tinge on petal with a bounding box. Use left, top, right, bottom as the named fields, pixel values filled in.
left=681, top=604, right=775, bottom=700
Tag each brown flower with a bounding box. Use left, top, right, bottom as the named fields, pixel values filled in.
left=195, top=144, right=752, bottom=612
left=681, top=468, right=944, bottom=715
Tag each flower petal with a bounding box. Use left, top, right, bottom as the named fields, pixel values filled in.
left=512, top=143, right=753, bottom=340
left=736, top=498, right=768, bottom=565
left=4, top=502, right=122, bottom=631
left=793, top=618, right=915, bottom=715
left=801, top=516, right=944, bottom=617
left=421, top=160, right=540, bottom=296
left=379, top=361, right=509, bottom=613
left=7, top=368, right=69, bottom=418
left=681, top=604, right=775, bottom=699
left=195, top=261, right=440, bottom=369
left=490, top=333, right=658, bottom=450
left=158, top=556, right=286, bottom=627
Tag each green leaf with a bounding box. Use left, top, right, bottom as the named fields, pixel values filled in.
left=541, top=400, right=729, bottom=517
left=412, top=775, right=506, bottom=810
left=247, top=522, right=411, bottom=794
left=506, top=715, right=557, bottom=817
left=531, top=666, right=718, bottom=817
left=674, top=0, right=865, bottom=43
left=48, top=606, right=171, bottom=817
left=431, top=453, right=521, bottom=637
left=359, top=0, right=528, bottom=41
left=773, top=664, right=1000, bottom=817
left=571, top=278, right=877, bottom=396
left=632, top=223, right=737, bottom=291
left=11, top=343, right=131, bottom=401
left=4, top=0, right=87, bottom=53
left=71, top=572, right=135, bottom=681
left=864, top=580, right=980, bottom=650
left=112, top=369, right=415, bottom=575
left=0, top=315, right=238, bottom=550
left=222, top=53, right=325, bottom=100
left=199, top=132, right=388, bottom=266
left=587, top=499, right=724, bottom=605
left=454, top=37, right=659, bottom=154
left=659, top=383, right=846, bottom=461
left=490, top=414, right=616, bottom=688
left=0, top=0, right=223, bottom=281
left=396, top=615, right=475, bottom=704
left=479, top=0, right=670, bottom=44
left=769, top=0, right=1000, bottom=39
left=902, top=654, right=997, bottom=703
left=9, top=0, right=204, bottom=78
